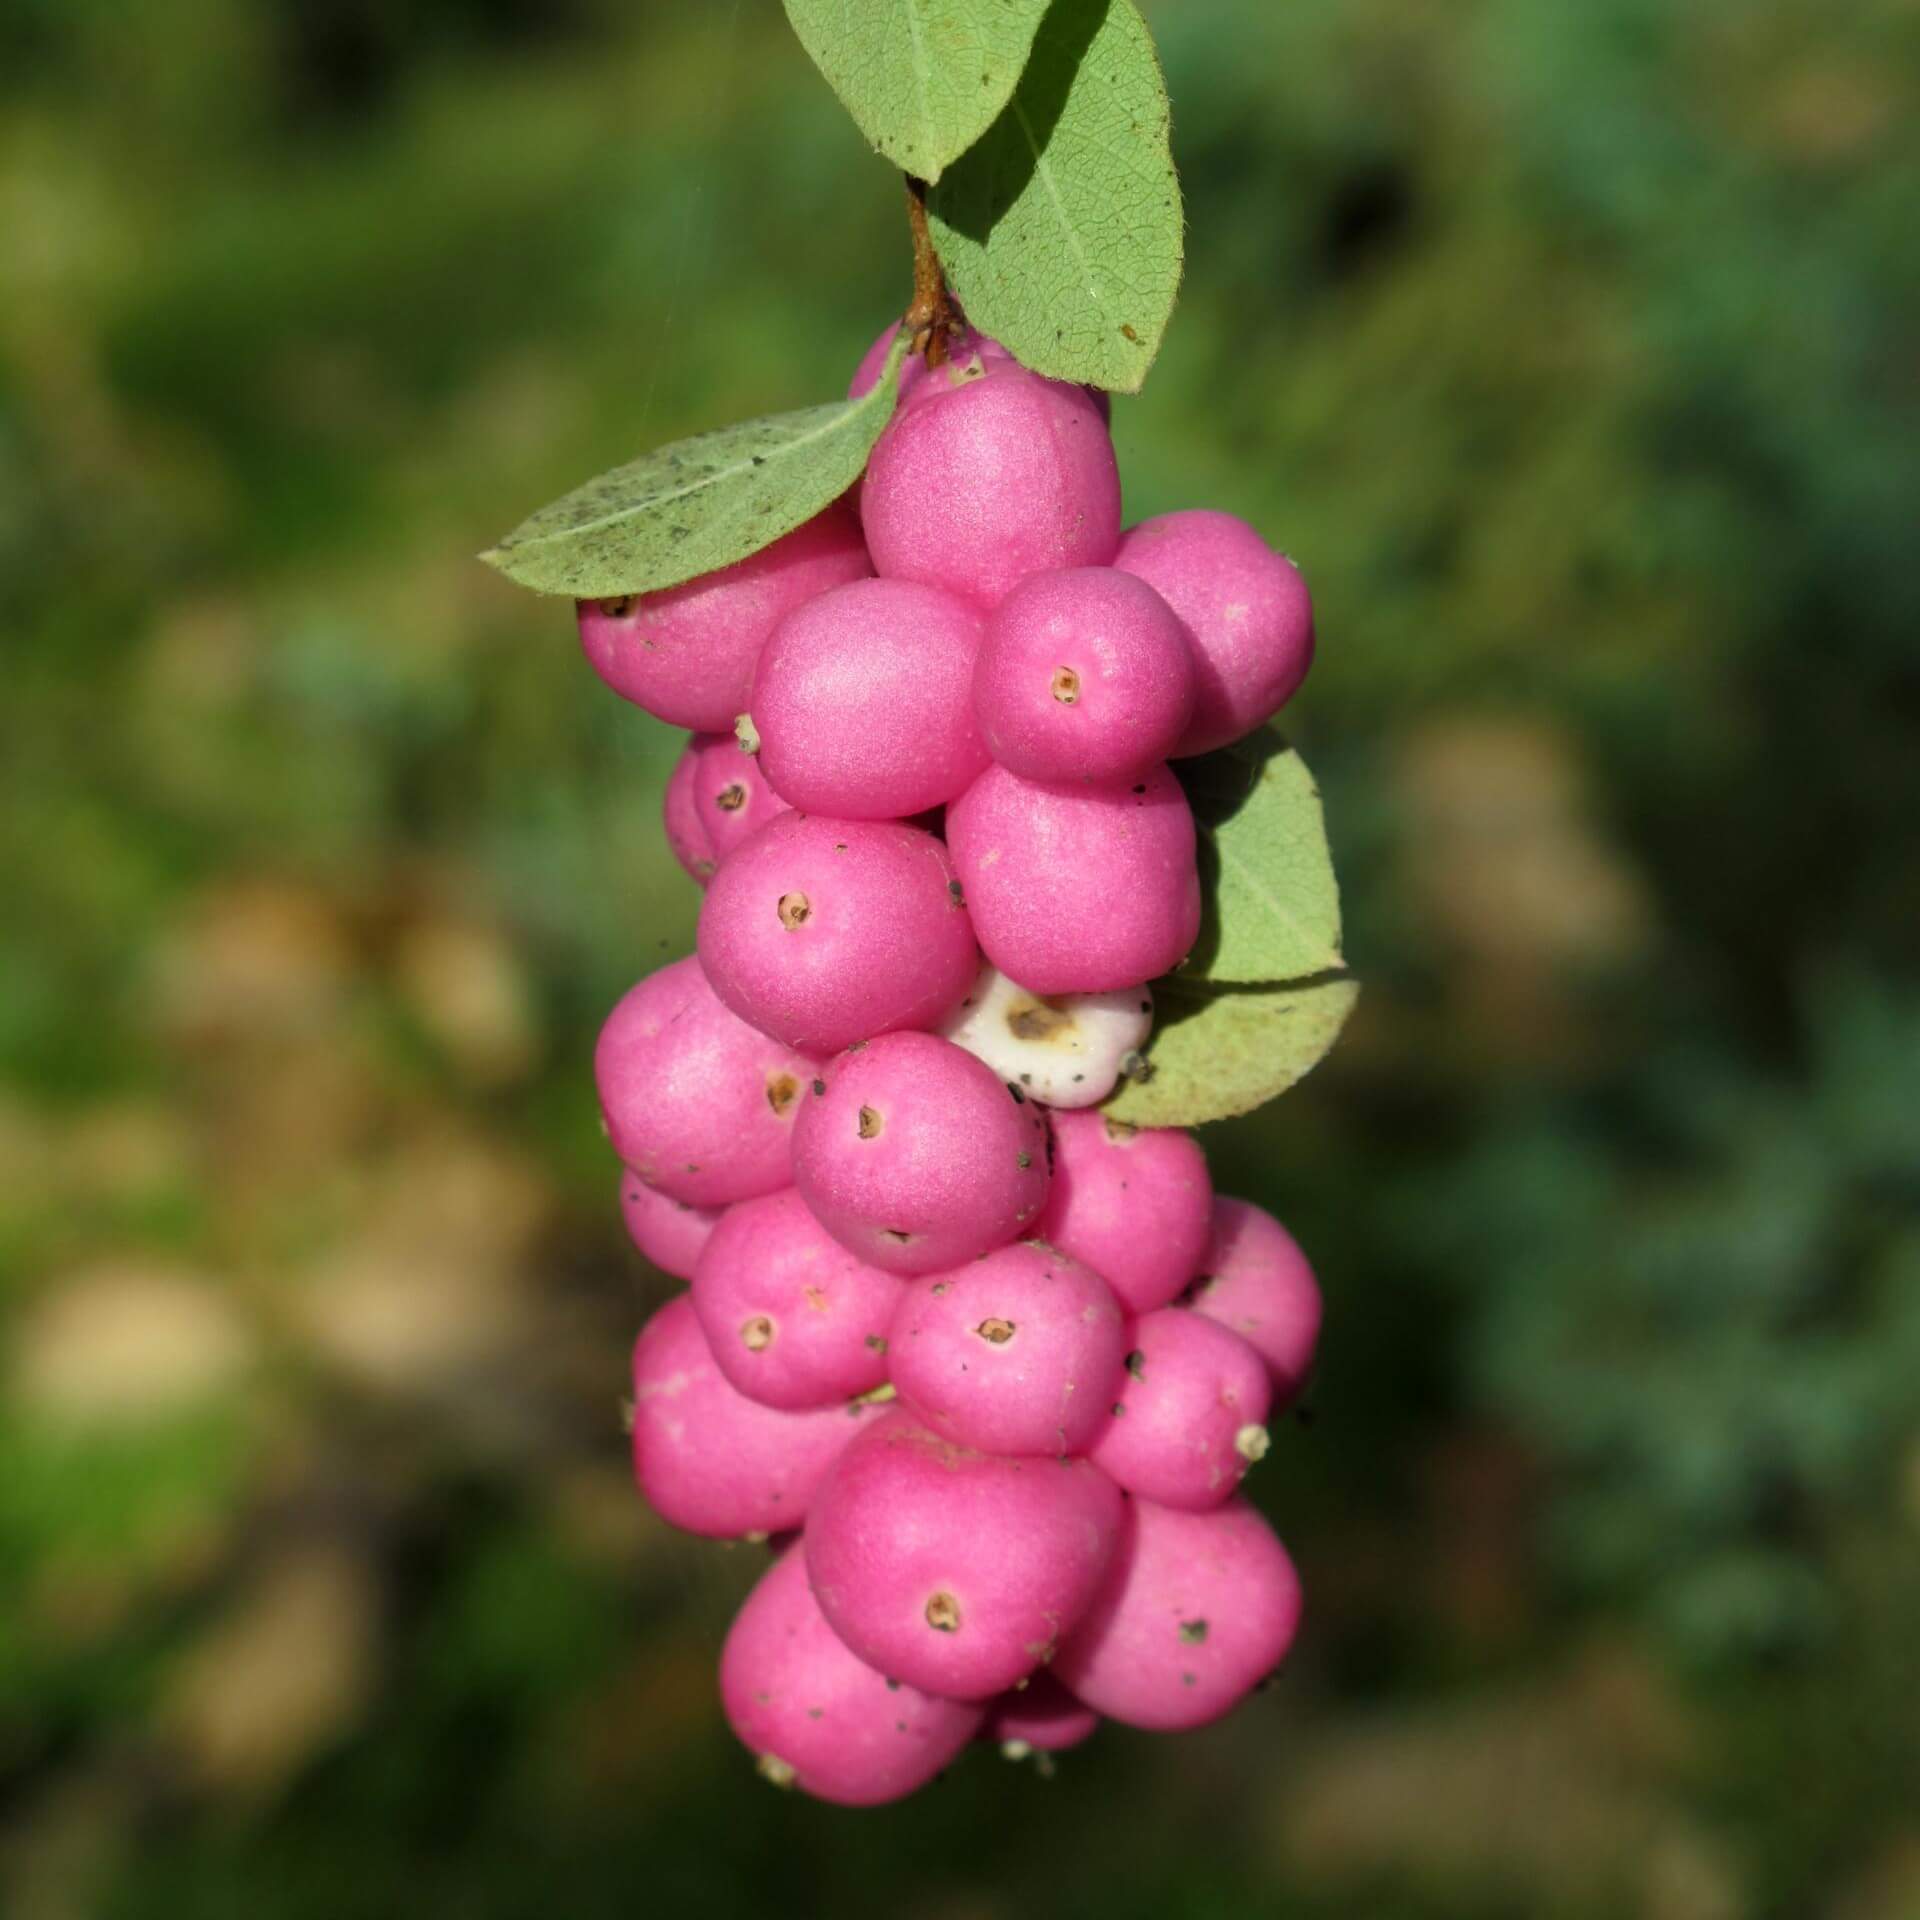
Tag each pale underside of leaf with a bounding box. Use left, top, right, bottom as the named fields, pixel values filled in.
left=927, top=0, right=1183, bottom=391
left=783, top=0, right=1051, bottom=182
left=480, top=334, right=908, bottom=599
left=1188, top=736, right=1345, bottom=985
left=1102, top=974, right=1359, bottom=1129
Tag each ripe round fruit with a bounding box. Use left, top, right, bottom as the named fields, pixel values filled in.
left=662, top=738, right=717, bottom=885
left=1052, top=1495, right=1303, bottom=1731
left=697, top=813, right=978, bottom=1055
left=721, top=1546, right=984, bottom=1805
left=974, top=567, right=1196, bottom=785
left=578, top=499, right=871, bottom=730
left=618, top=1172, right=721, bottom=1282
left=751, top=578, right=988, bottom=818
left=861, top=356, right=1121, bottom=607
left=630, top=1295, right=879, bottom=1539
left=1039, top=1111, right=1212, bottom=1313
left=982, top=1670, right=1100, bottom=1755
left=1088, top=1307, right=1273, bottom=1511
left=791, top=1031, right=1049, bottom=1276
left=887, top=1240, right=1127, bottom=1456
left=595, top=956, right=814, bottom=1208
left=937, top=963, right=1152, bottom=1110
left=691, top=1187, right=901, bottom=1410
left=1186, top=1196, right=1323, bottom=1407
left=1113, top=509, right=1314, bottom=756
left=683, top=730, right=791, bottom=864
left=945, top=761, right=1201, bottom=995
left=804, top=1412, right=1124, bottom=1699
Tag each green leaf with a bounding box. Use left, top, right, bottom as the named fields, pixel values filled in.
left=782, top=0, right=1052, bottom=184
left=927, top=0, right=1182, bottom=392
left=1181, top=730, right=1344, bottom=985
left=480, top=334, right=908, bottom=599
left=1103, top=974, right=1359, bottom=1129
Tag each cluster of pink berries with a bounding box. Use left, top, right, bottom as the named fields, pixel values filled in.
left=587, top=322, right=1322, bottom=1805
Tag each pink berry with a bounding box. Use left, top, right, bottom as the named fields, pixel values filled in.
left=848, top=321, right=1011, bottom=405
left=578, top=500, right=871, bottom=730
left=1088, top=1307, right=1273, bottom=1511
left=662, top=738, right=717, bottom=885
left=791, top=1031, right=1049, bottom=1276
left=619, top=1173, right=722, bottom=1281
left=720, top=1545, right=983, bottom=1805
left=850, top=321, right=1111, bottom=423
left=1052, top=1496, right=1303, bottom=1731
left=945, top=761, right=1201, bottom=994
left=595, top=956, right=814, bottom=1208
left=1186, top=1197, right=1323, bottom=1407
left=805, top=1412, right=1123, bottom=1699
left=691, top=1188, right=901, bottom=1410
left=751, top=578, right=989, bottom=818
left=975, top=568, right=1196, bottom=785
left=982, top=1669, right=1100, bottom=1754
left=888, top=1241, right=1125, bottom=1456
left=1113, top=509, right=1315, bottom=755
left=1038, top=1111, right=1212, bottom=1313
left=861, top=357, right=1120, bottom=607
left=697, top=813, right=978, bottom=1055
left=684, top=730, right=791, bottom=864
left=630, top=1295, right=879, bottom=1539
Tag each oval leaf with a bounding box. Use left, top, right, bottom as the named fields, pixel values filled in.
left=926, top=0, right=1182, bottom=392
left=1103, top=974, right=1358, bottom=1128
left=1181, top=731, right=1344, bottom=985
left=783, top=0, right=1052, bottom=183
left=481, top=334, right=908, bottom=599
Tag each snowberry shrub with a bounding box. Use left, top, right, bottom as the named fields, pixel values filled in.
left=804, top=1411, right=1124, bottom=1699
left=630, top=1295, right=879, bottom=1540
left=691, top=1187, right=901, bottom=1409
left=697, top=812, right=978, bottom=1054
left=790, top=1030, right=1049, bottom=1275
left=860, top=355, right=1121, bottom=607
left=578, top=498, right=871, bottom=730
left=1113, top=509, right=1315, bottom=757
left=887, top=1239, right=1127, bottom=1456
left=1185, top=1196, right=1323, bottom=1407
left=945, top=760, right=1202, bottom=994
left=486, top=0, right=1355, bottom=1804
left=750, top=577, right=988, bottom=818
left=1088, top=1306, right=1273, bottom=1510
left=618, top=1173, right=721, bottom=1282
left=937, top=963, right=1152, bottom=1109
left=974, top=567, right=1196, bottom=785
left=595, top=955, right=814, bottom=1208
left=722, top=1546, right=984, bottom=1805
left=1052, top=1495, right=1303, bottom=1731
left=1040, top=1111, right=1213, bottom=1314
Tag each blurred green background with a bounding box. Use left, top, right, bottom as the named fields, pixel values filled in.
left=4, top=0, right=1918, bottom=1914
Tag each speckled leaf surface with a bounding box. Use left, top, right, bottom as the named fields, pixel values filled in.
left=481, top=336, right=907, bottom=598
left=783, top=0, right=1051, bottom=182
left=927, top=0, right=1182, bottom=391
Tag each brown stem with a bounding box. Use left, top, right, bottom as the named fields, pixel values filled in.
left=902, top=176, right=957, bottom=369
